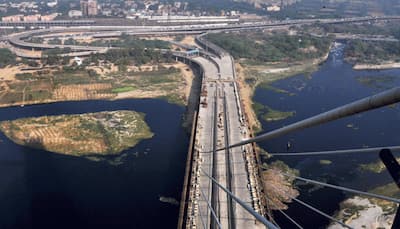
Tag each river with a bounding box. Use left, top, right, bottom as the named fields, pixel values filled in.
left=0, top=99, right=189, bottom=229
left=254, top=42, right=400, bottom=228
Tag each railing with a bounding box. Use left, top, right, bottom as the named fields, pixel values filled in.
left=195, top=86, right=400, bottom=229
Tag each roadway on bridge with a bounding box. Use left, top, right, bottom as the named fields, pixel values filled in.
left=190, top=50, right=264, bottom=228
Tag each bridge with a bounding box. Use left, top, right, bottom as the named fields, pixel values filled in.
left=177, top=39, right=265, bottom=229
left=3, top=16, right=400, bottom=229
left=175, top=33, right=400, bottom=228
left=0, top=20, right=95, bottom=28
left=4, top=15, right=400, bottom=59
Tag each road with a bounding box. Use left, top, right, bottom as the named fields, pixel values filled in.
left=185, top=45, right=265, bottom=228
left=4, top=15, right=400, bottom=58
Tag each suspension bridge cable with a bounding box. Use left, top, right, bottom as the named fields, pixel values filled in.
left=264, top=195, right=303, bottom=229
left=292, top=198, right=353, bottom=229
left=215, top=87, right=400, bottom=151
left=280, top=172, right=400, bottom=204
left=200, top=168, right=279, bottom=229
left=270, top=146, right=400, bottom=156
left=199, top=187, right=222, bottom=229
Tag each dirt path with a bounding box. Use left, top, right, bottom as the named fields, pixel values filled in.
left=235, top=63, right=261, bottom=131
left=0, top=65, right=37, bottom=81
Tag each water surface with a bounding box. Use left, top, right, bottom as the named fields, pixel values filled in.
left=0, top=99, right=188, bottom=229
left=254, top=43, right=400, bottom=228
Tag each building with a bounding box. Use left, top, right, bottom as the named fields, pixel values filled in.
left=41, top=13, right=58, bottom=21
left=267, top=5, right=281, bottom=12
left=1, top=15, right=23, bottom=22
left=68, top=10, right=83, bottom=18
left=47, top=0, right=58, bottom=8
left=88, top=0, right=98, bottom=16
left=23, top=14, right=41, bottom=21
left=81, top=0, right=98, bottom=16
left=80, top=0, right=89, bottom=16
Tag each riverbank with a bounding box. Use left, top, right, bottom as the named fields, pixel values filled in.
left=328, top=196, right=395, bottom=229
left=236, top=48, right=330, bottom=131
left=0, top=110, right=153, bottom=156
left=353, top=62, right=400, bottom=70
left=0, top=62, right=194, bottom=108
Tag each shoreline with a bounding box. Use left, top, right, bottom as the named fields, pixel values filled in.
left=328, top=196, right=395, bottom=229
left=237, top=48, right=331, bottom=132
left=0, top=110, right=154, bottom=157
left=0, top=62, right=194, bottom=109
left=353, top=62, right=400, bottom=70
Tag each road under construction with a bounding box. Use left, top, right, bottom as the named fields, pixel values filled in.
left=3, top=16, right=400, bottom=229
left=179, top=36, right=265, bottom=229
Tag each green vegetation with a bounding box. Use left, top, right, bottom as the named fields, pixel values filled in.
left=88, top=47, right=173, bottom=68
left=339, top=202, right=366, bottom=222
left=207, top=32, right=333, bottom=63
left=112, top=86, right=136, bottom=93
left=0, top=111, right=153, bottom=156
left=262, top=160, right=299, bottom=176
left=310, top=22, right=400, bottom=39
left=26, top=37, right=44, bottom=44
left=345, top=40, right=400, bottom=64
left=79, top=34, right=170, bottom=49
left=368, top=183, right=399, bottom=213
left=319, top=160, right=332, bottom=165
left=355, top=75, right=396, bottom=89
left=271, top=0, right=400, bottom=19
left=263, top=106, right=295, bottom=122
left=259, top=83, right=293, bottom=95
left=359, top=157, right=400, bottom=173
left=370, top=183, right=400, bottom=199
left=0, top=58, right=187, bottom=107
left=106, top=67, right=186, bottom=105
left=41, top=48, right=72, bottom=65
left=253, top=102, right=295, bottom=122
left=47, top=38, right=62, bottom=45
left=0, top=48, right=17, bottom=68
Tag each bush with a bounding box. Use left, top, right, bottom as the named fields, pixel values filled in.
left=0, top=48, right=16, bottom=68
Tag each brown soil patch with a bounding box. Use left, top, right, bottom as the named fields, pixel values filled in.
left=0, top=65, right=36, bottom=81
left=235, top=63, right=261, bottom=130
left=180, top=36, right=196, bottom=46
left=164, top=62, right=194, bottom=101
left=262, top=168, right=299, bottom=210
left=54, top=83, right=114, bottom=100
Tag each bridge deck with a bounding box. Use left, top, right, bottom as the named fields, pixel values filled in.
left=187, top=54, right=264, bottom=229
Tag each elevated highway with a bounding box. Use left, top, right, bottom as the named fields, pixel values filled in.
left=4, top=15, right=400, bottom=58
left=181, top=40, right=265, bottom=228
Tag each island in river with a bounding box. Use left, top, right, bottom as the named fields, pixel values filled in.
left=0, top=110, right=153, bottom=156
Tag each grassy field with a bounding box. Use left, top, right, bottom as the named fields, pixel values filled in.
left=345, top=40, right=400, bottom=65
left=208, top=32, right=333, bottom=63
left=0, top=111, right=153, bottom=156
left=1, top=64, right=187, bottom=107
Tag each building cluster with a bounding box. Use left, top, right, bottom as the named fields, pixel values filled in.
left=1, top=13, right=58, bottom=22
left=0, top=1, right=59, bottom=22
left=0, top=0, right=258, bottom=21
left=0, top=2, right=39, bottom=16
left=238, top=0, right=299, bottom=12
left=126, top=1, right=239, bottom=19
left=80, top=0, right=98, bottom=17
left=68, top=0, right=99, bottom=18
left=67, top=0, right=242, bottom=19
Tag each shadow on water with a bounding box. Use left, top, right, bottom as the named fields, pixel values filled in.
left=0, top=99, right=189, bottom=229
